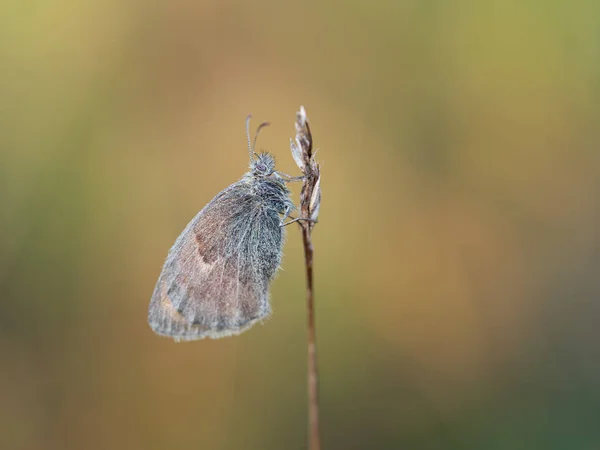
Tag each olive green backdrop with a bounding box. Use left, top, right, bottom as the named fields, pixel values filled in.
left=1, top=1, right=599, bottom=449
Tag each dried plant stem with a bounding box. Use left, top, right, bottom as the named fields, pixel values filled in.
left=302, top=224, right=320, bottom=450
left=290, top=106, right=322, bottom=450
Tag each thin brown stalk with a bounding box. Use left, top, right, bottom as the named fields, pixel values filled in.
left=302, top=224, right=320, bottom=450
left=290, top=106, right=322, bottom=450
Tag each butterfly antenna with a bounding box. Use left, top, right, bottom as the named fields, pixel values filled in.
left=252, top=122, right=270, bottom=154
left=245, top=114, right=253, bottom=162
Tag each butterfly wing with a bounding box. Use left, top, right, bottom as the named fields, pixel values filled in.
left=148, top=181, right=284, bottom=340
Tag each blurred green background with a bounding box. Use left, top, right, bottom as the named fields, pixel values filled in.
left=1, top=1, right=600, bottom=449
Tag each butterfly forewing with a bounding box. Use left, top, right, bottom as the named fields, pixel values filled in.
left=148, top=181, right=284, bottom=340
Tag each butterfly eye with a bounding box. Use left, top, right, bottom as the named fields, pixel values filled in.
left=257, top=163, right=267, bottom=172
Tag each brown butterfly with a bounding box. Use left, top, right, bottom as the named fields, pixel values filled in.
left=148, top=117, right=298, bottom=341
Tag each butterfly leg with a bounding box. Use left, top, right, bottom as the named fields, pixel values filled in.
left=280, top=216, right=318, bottom=227
left=276, top=171, right=304, bottom=182
left=279, top=204, right=293, bottom=226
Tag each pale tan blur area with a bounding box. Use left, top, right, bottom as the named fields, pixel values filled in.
left=1, top=1, right=599, bottom=449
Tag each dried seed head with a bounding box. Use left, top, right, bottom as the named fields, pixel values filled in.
left=290, top=105, right=321, bottom=226
left=290, top=137, right=305, bottom=170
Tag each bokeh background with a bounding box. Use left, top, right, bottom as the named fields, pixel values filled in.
left=2, top=1, right=600, bottom=449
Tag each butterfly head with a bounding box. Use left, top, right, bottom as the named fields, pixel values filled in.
left=250, top=152, right=276, bottom=177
